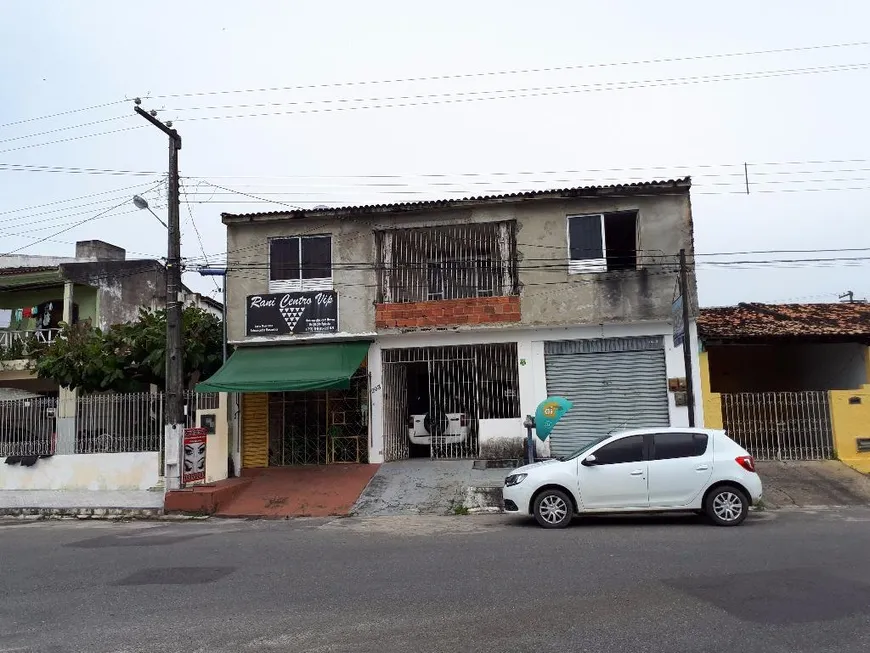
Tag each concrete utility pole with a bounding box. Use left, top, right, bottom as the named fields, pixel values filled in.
left=134, top=101, right=185, bottom=491
left=679, top=249, right=696, bottom=427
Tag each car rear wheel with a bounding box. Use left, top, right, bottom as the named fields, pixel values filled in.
left=704, top=485, right=748, bottom=526
left=533, top=489, right=573, bottom=529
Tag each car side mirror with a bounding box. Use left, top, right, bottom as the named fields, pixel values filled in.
left=581, top=454, right=597, bottom=466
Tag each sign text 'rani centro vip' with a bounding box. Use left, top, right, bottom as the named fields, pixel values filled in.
left=246, top=291, right=338, bottom=336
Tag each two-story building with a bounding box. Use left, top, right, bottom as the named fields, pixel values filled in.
left=199, top=179, right=703, bottom=472
left=0, top=239, right=223, bottom=396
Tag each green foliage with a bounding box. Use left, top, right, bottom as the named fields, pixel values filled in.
left=34, top=306, right=224, bottom=393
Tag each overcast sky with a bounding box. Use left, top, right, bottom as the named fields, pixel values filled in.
left=2, top=1, right=869, bottom=307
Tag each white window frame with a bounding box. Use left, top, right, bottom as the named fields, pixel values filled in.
left=566, top=214, right=607, bottom=274
left=268, top=235, right=333, bottom=293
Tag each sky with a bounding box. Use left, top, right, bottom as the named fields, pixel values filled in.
left=1, top=0, right=869, bottom=307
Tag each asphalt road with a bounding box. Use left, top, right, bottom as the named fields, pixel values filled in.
left=1, top=509, right=870, bottom=653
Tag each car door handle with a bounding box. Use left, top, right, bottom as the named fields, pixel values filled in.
left=695, top=465, right=709, bottom=471
left=630, top=470, right=644, bottom=476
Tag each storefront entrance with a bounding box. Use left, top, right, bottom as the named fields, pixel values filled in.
left=267, top=369, right=369, bottom=465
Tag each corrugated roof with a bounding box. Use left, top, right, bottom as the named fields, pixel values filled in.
left=222, top=177, right=691, bottom=222
left=699, top=302, right=870, bottom=340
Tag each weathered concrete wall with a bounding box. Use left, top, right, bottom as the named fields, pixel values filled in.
left=61, top=261, right=164, bottom=330
left=226, top=191, right=694, bottom=342
left=0, top=452, right=160, bottom=490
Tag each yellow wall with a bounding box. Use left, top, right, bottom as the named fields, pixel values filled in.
left=830, top=384, right=870, bottom=474
left=241, top=393, right=269, bottom=468
left=699, top=350, right=723, bottom=429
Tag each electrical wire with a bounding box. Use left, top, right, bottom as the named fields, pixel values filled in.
left=0, top=181, right=160, bottom=217
left=0, top=126, right=144, bottom=155
left=173, top=62, right=870, bottom=122
left=180, top=180, right=221, bottom=292
left=150, top=40, right=870, bottom=100
left=0, top=99, right=128, bottom=130
left=0, top=181, right=164, bottom=256
left=0, top=163, right=160, bottom=176
left=0, top=116, right=130, bottom=145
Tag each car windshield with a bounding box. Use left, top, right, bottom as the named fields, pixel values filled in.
left=560, top=435, right=611, bottom=461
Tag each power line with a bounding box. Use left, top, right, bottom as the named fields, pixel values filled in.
left=180, top=180, right=220, bottom=292
left=0, top=181, right=164, bottom=257
left=0, top=116, right=130, bottom=145
left=0, top=99, right=128, bottom=130
left=0, top=163, right=160, bottom=176
left=150, top=40, right=870, bottom=101
left=0, top=126, right=144, bottom=155
left=0, top=181, right=158, bottom=217
left=173, top=62, right=870, bottom=123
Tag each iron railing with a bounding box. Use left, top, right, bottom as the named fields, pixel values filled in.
left=0, top=396, right=57, bottom=456
left=0, top=391, right=220, bottom=457
left=382, top=343, right=521, bottom=460
left=0, top=329, right=60, bottom=358
left=375, top=221, right=518, bottom=304
left=721, top=391, right=834, bottom=460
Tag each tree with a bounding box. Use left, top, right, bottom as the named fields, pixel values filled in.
left=34, top=306, right=225, bottom=393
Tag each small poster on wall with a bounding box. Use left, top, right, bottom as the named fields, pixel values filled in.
left=182, top=427, right=207, bottom=485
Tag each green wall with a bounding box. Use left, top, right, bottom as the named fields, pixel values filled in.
left=0, top=284, right=98, bottom=330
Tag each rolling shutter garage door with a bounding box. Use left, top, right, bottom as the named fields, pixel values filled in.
left=545, top=336, right=669, bottom=457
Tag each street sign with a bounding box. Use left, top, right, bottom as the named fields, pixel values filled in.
left=672, top=294, right=685, bottom=347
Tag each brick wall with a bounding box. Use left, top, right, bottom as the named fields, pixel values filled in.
left=375, top=296, right=521, bottom=329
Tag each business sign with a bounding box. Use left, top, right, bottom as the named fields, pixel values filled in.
left=182, top=427, right=207, bottom=485
left=534, top=396, right=573, bottom=441
left=246, top=291, right=338, bottom=336
left=672, top=295, right=685, bottom=348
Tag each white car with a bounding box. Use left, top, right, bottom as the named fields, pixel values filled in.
left=408, top=413, right=469, bottom=446
left=502, top=427, right=762, bottom=528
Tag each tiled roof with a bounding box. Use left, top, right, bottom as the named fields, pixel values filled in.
left=222, top=177, right=691, bottom=221
left=0, top=265, right=58, bottom=276
left=698, top=302, right=870, bottom=340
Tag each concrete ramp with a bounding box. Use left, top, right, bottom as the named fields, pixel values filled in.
left=757, top=461, right=870, bottom=508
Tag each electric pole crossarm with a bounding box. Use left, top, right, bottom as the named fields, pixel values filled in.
left=133, top=106, right=182, bottom=148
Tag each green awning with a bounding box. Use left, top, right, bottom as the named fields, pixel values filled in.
left=196, top=341, right=369, bottom=393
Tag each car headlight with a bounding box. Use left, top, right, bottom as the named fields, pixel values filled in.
left=505, top=473, right=527, bottom=487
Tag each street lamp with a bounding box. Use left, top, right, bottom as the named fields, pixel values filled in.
left=132, top=195, right=168, bottom=229
left=198, top=266, right=227, bottom=363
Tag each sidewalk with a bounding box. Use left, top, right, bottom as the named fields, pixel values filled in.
left=0, top=490, right=163, bottom=517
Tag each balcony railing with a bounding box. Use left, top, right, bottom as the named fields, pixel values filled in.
left=0, top=329, right=60, bottom=359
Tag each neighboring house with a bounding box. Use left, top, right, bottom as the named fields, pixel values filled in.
left=200, top=178, right=702, bottom=472
left=698, top=302, right=870, bottom=471
left=0, top=239, right=223, bottom=395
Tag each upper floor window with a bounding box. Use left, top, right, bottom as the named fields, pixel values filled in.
left=269, top=235, right=332, bottom=292
left=376, top=221, right=517, bottom=304
left=567, top=212, right=638, bottom=274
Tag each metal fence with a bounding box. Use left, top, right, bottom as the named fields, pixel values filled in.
left=721, top=391, right=834, bottom=460
left=0, top=396, right=57, bottom=456
left=375, top=221, right=518, bottom=304
left=0, top=391, right=220, bottom=457
left=76, top=391, right=219, bottom=454
left=382, top=343, right=521, bottom=460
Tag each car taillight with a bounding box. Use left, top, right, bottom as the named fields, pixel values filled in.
left=460, top=414, right=468, bottom=427
left=735, top=455, right=755, bottom=472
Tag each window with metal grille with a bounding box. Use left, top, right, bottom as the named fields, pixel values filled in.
left=376, top=222, right=517, bottom=303
left=269, top=235, right=332, bottom=292
left=567, top=212, right=638, bottom=274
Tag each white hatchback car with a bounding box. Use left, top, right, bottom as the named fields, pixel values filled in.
left=502, top=427, right=762, bottom=528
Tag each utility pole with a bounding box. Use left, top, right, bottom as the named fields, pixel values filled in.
left=134, top=101, right=185, bottom=491
left=679, top=249, right=696, bottom=427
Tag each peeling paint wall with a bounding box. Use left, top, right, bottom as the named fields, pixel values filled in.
left=0, top=452, right=160, bottom=490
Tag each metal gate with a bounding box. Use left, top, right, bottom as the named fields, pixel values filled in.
left=544, top=336, right=670, bottom=458
left=720, top=391, right=833, bottom=460
left=382, top=343, right=520, bottom=460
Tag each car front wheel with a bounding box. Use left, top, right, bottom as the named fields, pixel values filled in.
left=704, top=485, right=749, bottom=526
left=533, top=489, right=573, bottom=529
